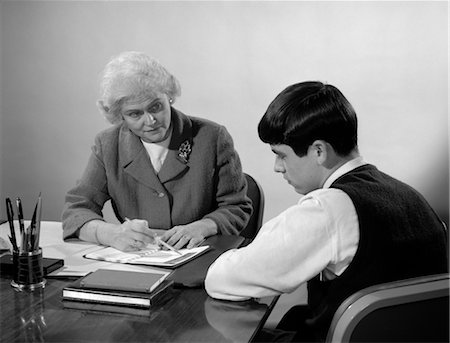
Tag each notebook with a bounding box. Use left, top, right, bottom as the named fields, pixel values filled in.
left=84, top=245, right=210, bottom=268
left=79, top=268, right=170, bottom=293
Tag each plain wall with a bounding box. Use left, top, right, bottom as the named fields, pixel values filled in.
left=0, top=1, right=448, bottom=227
left=0, top=4, right=2, bottom=207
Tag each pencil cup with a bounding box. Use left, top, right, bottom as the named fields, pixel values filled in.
left=11, top=248, right=46, bottom=291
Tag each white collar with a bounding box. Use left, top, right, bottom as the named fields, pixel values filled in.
left=323, top=156, right=367, bottom=189
left=140, top=126, right=172, bottom=150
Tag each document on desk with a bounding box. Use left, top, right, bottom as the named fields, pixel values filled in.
left=83, top=245, right=210, bottom=268
left=45, top=243, right=170, bottom=278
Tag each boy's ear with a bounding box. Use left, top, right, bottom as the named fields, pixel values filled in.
left=311, top=140, right=328, bottom=165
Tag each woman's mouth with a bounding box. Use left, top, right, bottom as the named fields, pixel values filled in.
left=144, top=127, right=160, bottom=132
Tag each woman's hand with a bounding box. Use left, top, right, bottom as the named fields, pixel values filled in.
left=160, top=218, right=218, bottom=249
left=109, top=219, right=157, bottom=251
left=80, top=219, right=156, bottom=252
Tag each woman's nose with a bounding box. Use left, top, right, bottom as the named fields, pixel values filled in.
left=143, top=112, right=156, bottom=125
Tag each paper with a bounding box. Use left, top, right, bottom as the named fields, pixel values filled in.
left=84, top=245, right=210, bottom=268
left=48, top=257, right=169, bottom=277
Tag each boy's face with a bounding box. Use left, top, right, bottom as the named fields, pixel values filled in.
left=270, top=144, right=322, bottom=195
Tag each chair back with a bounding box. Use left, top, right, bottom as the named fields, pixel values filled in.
left=239, top=173, right=265, bottom=241
left=326, top=273, right=450, bottom=343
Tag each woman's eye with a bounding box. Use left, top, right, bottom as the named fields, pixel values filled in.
left=127, top=111, right=141, bottom=118
left=148, top=102, right=162, bottom=113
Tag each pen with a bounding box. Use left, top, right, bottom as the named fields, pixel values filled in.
left=124, top=218, right=182, bottom=255
left=8, top=236, right=16, bottom=251
left=5, top=198, right=19, bottom=252
left=33, top=193, right=42, bottom=251
left=16, top=198, right=25, bottom=235
left=29, top=193, right=42, bottom=251
left=154, top=236, right=182, bottom=255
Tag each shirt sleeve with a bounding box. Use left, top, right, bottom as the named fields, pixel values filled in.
left=204, top=188, right=359, bottom=301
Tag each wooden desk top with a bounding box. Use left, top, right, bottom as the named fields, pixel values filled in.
left=0, top=222, right=278, bottom=342
left=0, top=277, right=277, bottom=342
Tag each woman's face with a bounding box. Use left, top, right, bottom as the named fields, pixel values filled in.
left=121, top=93, right=172, bottom=143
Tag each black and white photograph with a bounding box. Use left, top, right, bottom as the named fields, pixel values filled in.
left=0, top=1, right=448, bottom=342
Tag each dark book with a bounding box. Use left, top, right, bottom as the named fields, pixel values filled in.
left=79, top=268, right=170, bottom=293
left=0, top=254, right=64, bottom=276
left=62, top=269, right=174, bottom=309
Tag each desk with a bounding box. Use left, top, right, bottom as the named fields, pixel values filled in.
left=0, top=221, right=278, bottom=342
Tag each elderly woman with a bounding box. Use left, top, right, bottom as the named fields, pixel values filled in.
left=62, top=51, right=252, bottom=252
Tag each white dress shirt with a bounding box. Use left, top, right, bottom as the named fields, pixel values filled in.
left=141, top=128, right=172, bottom=174
left=205, top=157, right=366, bottom=301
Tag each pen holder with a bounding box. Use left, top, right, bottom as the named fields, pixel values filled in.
left=11, top=248, right=46, bottom=291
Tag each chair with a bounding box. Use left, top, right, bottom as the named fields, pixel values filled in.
left=239, top=173, right=265, bottom=243
left=326, top=273, right=450, bottom=343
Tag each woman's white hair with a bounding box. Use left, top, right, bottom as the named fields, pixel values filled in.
left=97, top=51, right=181, bottom=124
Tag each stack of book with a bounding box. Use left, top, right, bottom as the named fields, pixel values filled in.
left=62, top=269, right=175, bottom=315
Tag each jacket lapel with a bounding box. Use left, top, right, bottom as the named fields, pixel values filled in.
left=119, top=126, right=166, bottom=192
left=158, top=108, right=192, bottom=184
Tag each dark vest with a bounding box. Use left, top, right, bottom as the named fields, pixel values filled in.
left=306, top=164, right=448, bottom=340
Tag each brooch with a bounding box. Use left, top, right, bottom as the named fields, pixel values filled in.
left=177, top=140, right=192, bottom=163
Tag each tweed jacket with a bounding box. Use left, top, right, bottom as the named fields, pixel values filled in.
left=62, top=108, right=252, bottom=239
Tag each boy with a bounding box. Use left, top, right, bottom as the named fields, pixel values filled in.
left=205, top=81, right=448, bottom=342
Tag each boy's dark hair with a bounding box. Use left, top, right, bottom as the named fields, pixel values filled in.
left=258, top=81, right=358, bottom=156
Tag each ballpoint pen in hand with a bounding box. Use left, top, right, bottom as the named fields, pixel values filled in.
left=124, top=218, right=182, bottom=255
left=152, top=234, right=182, bottom=255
